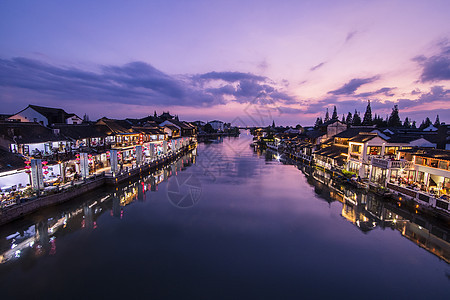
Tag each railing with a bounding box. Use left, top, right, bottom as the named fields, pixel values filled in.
left=371, top=157, right=414, bottom=170
left=386, top=182, right=449, bottom=213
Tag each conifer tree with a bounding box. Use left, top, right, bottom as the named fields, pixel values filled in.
left=314, top=117, right=323, bottom=127
left=387, top=105, right=401, bottom=127
left=403, top=117, right=411, bottom=128
left=411, top=121, right=417, bottom=129
left=341, top=114, right=345, bottom=123
left=419, top=117, right=432, bottom=130
left=362, top=100, right=373, bottom=125
left=332, top=106, right=338, bottom=120
left=352, top=110, right=362, bottom=125
left=272, top=120, right=275, bottom=128
left=346, top=112, right=353, bottom=126
left=324, top=108, right=330, bottom=122
left=434, top=115, right=440, bottom=127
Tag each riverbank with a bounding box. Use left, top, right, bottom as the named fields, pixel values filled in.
left=0, top=143, right=196, bottom=226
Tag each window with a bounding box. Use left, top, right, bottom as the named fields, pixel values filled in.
left=438, top=161, right=448, bottom=170
left=416, top=157, right=423, bottom=165
left=385, top=146, right=398, bottom=155
left=351, top=144, right=361, bottom=154
left=367, top=146, right=381, bottom=155
left=430, top=160, right=438, bottom=168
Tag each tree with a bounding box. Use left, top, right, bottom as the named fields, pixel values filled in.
left=434, top=115, right=440, bottom=127
left=362, top=100, right=373, bottom=125
left=324, top=108, right=330, bottom=122
left=154, top=111, right=157, bottom=117
left=272, top=120, right=276, bottom=128
left=373, top=114, right=386, bottom=127
left=411, top=121, right=417, bottom=129
left=341, top=114, right=345, bottom=123
left=83, top=113, right=89, bottom=122
left=403, top=117, right=411, bottom=128
left=352, top=110, right=362, bottom=126
left=387, top=105, right=401, bottom=127
left=346, top=112, right=353, bottom=126
left=203, top=123, right=216, bottom=133
left=419, top=117, right=432, bottom=130
left=332, top=106, right=338, bottom=120
left=314, top=117, right=323, bottom=127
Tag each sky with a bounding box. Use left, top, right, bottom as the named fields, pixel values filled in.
left=1, top=0, right=449, bottom=126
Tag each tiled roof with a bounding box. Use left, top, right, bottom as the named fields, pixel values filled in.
left=0, top=121, right=64, bottom=144
left=53, top=124, right=109, bottom=140
left=0, top=149, right=25, bottom=173
left=349, top=133, right=379, bottom=143
left=398, top=148, right=450, bottom=161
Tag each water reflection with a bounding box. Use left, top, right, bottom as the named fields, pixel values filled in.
left=0, top=133, right=448, bottom=298
left=0, top=152, right=196, bottom=265
left=277, top=153, right=450, bottom=263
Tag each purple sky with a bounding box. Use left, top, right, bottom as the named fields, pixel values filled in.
left=1, top=0, right=449, bottom=126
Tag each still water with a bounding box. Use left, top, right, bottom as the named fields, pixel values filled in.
left=0, top=131, right=449, bottom=299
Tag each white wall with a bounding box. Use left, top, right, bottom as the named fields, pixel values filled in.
left=8, top=108, right=47, bottom=126
left=0, top=170, right=30, bottom=189
left=66, top=116, right=83, bottom=124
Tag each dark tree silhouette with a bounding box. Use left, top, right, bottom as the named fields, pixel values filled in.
left=419, top=117, right=432, bottom=130
left=362, top=100, right=373, bottom=125
left=346, top=112, right=353, bottom=126
left=434, top=115, right=440, bottom=127
left=315, top=117, right=323, bottom=127
left=332, top=106, right=338, bottom=120
left=388, top=105, right=402, bottom=127
left=324, top=108, right=330, bottom=122
left=403, top=117, right=411, bottom=128
left=352, top=110, right=362, bottom=126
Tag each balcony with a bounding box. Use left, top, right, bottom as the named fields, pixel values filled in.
left=371, top=157, right=414, bottom=170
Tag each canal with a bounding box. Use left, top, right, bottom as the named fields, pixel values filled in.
left=0, top=131, right=449, bottom=299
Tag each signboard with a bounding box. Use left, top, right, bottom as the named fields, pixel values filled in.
left=31, top=159, right=44, bottom=190
left=135, top=146, right=143, bottom=165
left=163, top=140, right=168, bottom=154
left=110, top=150, right=118, bottom=173
left=79, top=153, right=89, bottom=178
left=149, top=144, right=155, bottom=159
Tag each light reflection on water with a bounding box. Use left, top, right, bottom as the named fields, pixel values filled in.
left=0, top=131, right=449, bottom=299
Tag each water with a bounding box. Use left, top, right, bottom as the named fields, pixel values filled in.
left=0, top=131, right=449, bottom=299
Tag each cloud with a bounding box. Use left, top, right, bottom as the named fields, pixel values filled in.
left=193, top=71, right=296, bottom=104
left=0, top=57, right=221, bottom=107
left=414, top=43, right=450, bottom=82
left=196, top=71, right=265, bottom=82
left=355, top=87, right=396, bottom=98
left=277, top=106, right=303, bottom=114
left=328, top=76, right=380, bottom=95
left=345, top=30, right=358, bottom=43
left=0, top=58, right=296, bottom=111
left=257, top=59, right=269, bottom=72
left=310, top=62, right=326, bottom=71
